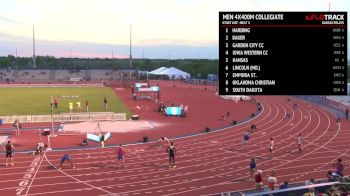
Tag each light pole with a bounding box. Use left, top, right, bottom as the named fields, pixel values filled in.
left=46, top=96, right=54, bottom=151
left=129, top=24, right=132, bottom=68
left=51, top=105, right=55, bottom=136
left=33, top=24, right=36, bottom=69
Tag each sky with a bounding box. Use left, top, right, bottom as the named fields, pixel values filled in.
left=0, top=0, right=349, bottom=59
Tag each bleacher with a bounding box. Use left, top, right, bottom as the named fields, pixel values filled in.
left=110, top=69, right=121, bottom=80
left=90, top=69, right=112, bottom=80
left=297, top=96, right=347, bottom=119
left=69, top=69, right=85, bottom=81
left=0, top=68, right=135, bottom=83
left=54, top=70, right=70, bottom=81
left=0, top=69, right=14, bottom=82
left=327, top=96, right=350, bottom=107
left=49, top=69, right=56, bottom=80
left=15, top=69, right=50, bottom=81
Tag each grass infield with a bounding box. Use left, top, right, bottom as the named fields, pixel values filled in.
left=0, top=87, right=132, bottom=116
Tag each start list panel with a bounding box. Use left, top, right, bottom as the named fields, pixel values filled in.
left=219, top=12, right=347, bottom=95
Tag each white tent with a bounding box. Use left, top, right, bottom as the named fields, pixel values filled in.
left=158, top=67, right=190, bottom=79
left=149, top=67, right=168, bottom=74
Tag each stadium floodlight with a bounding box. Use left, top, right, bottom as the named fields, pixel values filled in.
left=50, top=96, right=56, bottom=138
left=129, top=24, right=132, bottom=67
left=32, top=24, right=36, bottom=69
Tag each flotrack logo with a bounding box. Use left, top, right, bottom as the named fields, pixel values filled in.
left=306, top=14, right=344, bottom=21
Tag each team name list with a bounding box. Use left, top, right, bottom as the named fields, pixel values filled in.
left=219, top=12, right=347, bottom=95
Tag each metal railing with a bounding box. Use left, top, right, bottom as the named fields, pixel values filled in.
left=0, top=112, right=126, bottom=124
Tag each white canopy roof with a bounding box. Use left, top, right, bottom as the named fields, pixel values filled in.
left=150, top=67, right=190, bottom=79
left=149, top=67, right=168, bottom=74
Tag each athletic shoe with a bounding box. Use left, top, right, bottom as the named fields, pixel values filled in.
left=173, top=165, right=176, bottom=168
left=58, top=167, right=61, bottom=170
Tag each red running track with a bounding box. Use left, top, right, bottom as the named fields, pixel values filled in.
left=0, top=95, right=350, bottom=195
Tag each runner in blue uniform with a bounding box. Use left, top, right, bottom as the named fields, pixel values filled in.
left=58, top=154, right=75, bottom=169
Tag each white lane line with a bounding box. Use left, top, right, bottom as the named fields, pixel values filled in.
left=43, top=154, right=116, bottom=196
left=16, top=157, right=43, bottom=195
left=6, top=98, right=332, bottom=194
left=160, top=101, right=333, bottom=195
left=0, top=157, right=337, bottom=193
left=22, top=155, right=43, bottom=196
left=3, top=100, right=297, bottom=193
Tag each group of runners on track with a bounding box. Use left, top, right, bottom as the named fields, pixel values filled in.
left=245, top=98, right=349, bottom=192
left=2, top=136, right=177, bottom=170
left=242, top=99, right=305, bottom=160
left=56, top=136, right=177, bottom=170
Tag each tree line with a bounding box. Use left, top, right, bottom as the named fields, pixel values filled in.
left=0, top=55, right=218, bottom=79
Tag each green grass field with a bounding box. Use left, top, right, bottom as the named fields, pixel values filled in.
left=0, top=87, right=132, bottom=116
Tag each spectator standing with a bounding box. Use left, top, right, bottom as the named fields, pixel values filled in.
left=255, top=170, right=263, bottom=192
left=327, top=170, right=334, bottom=182
left=279, top=181, right=289, bottom=189
left=104, top=97, right=108, bottom=110
left=168, top=142, right=176, bottom=168
left=99, top=133, right=105, bottom=148
left=13, top=119, right=21, bottom=136
left=69, top=102, right=73, bottom=112
left=54, top=98, right=58, bottom=109
left=267, top=171, right=278, bottom=190
left=305, top=178, right=315, bottom=185
left=76, top=101, right=81, bottom=111
left=332, top=158, right=344, bottom=177
left=85, top=100, right=89, bottom=112
left=3, top=141, right=15, bottom=166
left=303, top=188, right=315, bottom=196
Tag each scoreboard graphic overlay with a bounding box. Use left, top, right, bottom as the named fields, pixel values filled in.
left=219, top=12, right=347, bottom=95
